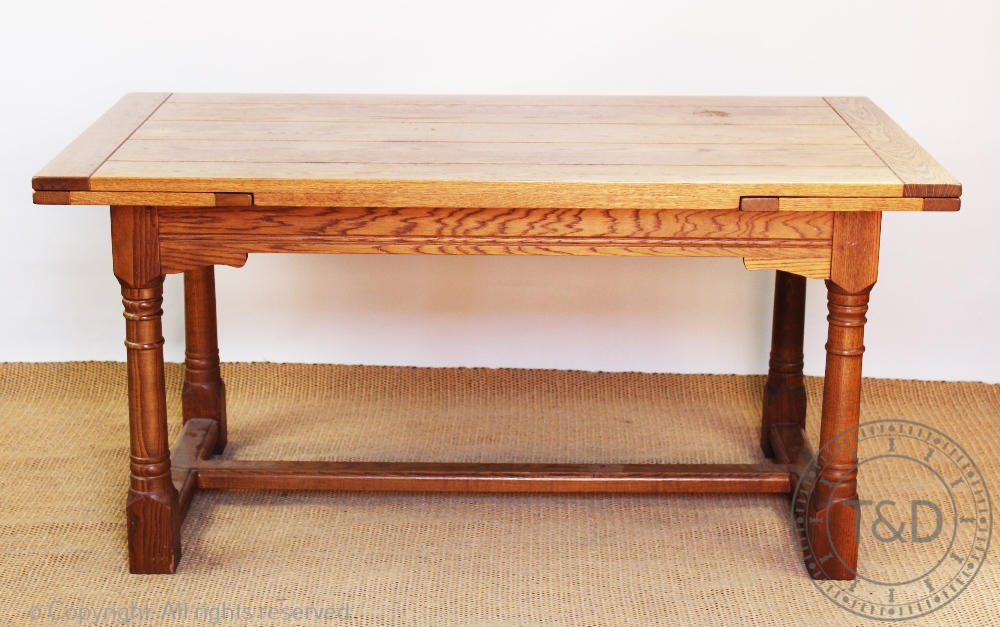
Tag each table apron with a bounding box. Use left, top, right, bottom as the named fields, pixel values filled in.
left=152, top=206, right=834, bottom=277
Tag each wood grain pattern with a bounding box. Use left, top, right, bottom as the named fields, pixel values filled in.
left=187, top=460, right=792, bottom=493
left=213, top=192, right=253, bottom=207
left=93, top=161, right=901, bottom=188
left=740, top=196, right=956, bottom=212
left=250, top=189, right=741, bottom=210
left=742, top=256, right=830, bottom=279
left=35, top=190, right=218, bottom=206
left=111, top=205, right=179, bottom=574
left=800, top=210, right=881, bottom=580
left=768, top=423, right=815, bottom=489
left=33, top=93, right=170, bottom=191
left=166, top=93, right=829, bottom=106
left=35, top=94, right=962, bottom=212
left=760, top=271, right=807, bottom=457
left=157, top=206, right=834, bottom=240
left=122, top=277, right=180, bottom=574
left=921, top=198, right=961, bottom=212
left=156, top=207, right=833, bottom=273
left=825, top=97, right=961, bottom=197
left=774, top=197, right=924, bottom=212
left=808, top=281, right=871, bottom=579
left=170, top=418, right=218, bottom=520
left=33, top=191, right=255, bottom=207
left=91, top=161, right=903, bottom=205
left=150, top=102, right=846, bottom=125
left=739, top=197, right=779, bottom=211
left=160, top=246, right=248, bottom=274
left=182, top=267, right=227, bottom=454
left=830, top=212, right=881, bottom=293
left=31, top=191, right=71, bottom=204
left=161, top=242, right=829, bottom=274
left=133, top=120, right=867, bottom=145
left=110, top=205, right=162, bottom=286
left=111, top=139, right=883, bottom=167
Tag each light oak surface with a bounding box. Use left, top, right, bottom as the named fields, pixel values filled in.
left=33, top=93, right=170, bottom=191
left=34, top=94, right=960, bottom=208
left=111, top=140, right=884, bottom=167
left=824, top=97, right=961, bottom=198
left=165, top=94, right=830, bottom=106
left=133, top=121, right=868, bottom=145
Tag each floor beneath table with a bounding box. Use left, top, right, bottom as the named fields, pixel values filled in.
left=1, top=363, right=997, bottom=626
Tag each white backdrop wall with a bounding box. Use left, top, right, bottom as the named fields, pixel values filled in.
left=2, top=1, right=998, bottom=382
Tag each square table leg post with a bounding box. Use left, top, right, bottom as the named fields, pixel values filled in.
left=760, top=270, right=807, bottom=457
left=182, top=266, right=227, bottom=454
left=112, top=206, right=181, bottom=574
left=807, top=211, right=880, bottom=580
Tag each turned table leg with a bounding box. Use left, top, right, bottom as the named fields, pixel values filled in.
left=182, top=266, right=227, bottom=454
left=807, top=281, right=872, bottom=579
left=121, top=277, right=180, bottom=573
left=806, top=211, right=881, bottom=580
left=760, top=270, right=807, bottom=457
left=112, top=206, right=180, bottom=574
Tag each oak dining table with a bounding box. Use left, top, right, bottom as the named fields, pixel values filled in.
left=33, top=93, right=960, bottom=575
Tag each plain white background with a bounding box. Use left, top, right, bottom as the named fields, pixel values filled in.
left=2, top=1, right=998, bottom=382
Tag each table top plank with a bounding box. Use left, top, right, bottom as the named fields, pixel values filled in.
left=165, top=93, right=830, bottom=107
left=35, top=94, right=962, bottom=209
left=150, top=102, right=846, bottom=125
left=91, top=160, right=903, bottom=205
left=92, top=160, right=901, bottom=187
left=132, top=120, right=868, bottom=145
left=32, top=93, right=170, bottom=191
left=111, top=140, right=884, bottom=167
left=824, top=97, right=961, bottom=198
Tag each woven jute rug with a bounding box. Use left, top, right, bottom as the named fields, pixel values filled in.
left=0, top=362, right=997, bottom=626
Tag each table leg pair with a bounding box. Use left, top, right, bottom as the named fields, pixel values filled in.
left=761, top=270, right=873, bottom=580
left=112, top=205, right=878, bottom=576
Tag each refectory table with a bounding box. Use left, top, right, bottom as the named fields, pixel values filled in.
left=33, top=94, right=961, bottom=574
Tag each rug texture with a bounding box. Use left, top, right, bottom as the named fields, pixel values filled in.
left=0, top=362, right=997, bottom=626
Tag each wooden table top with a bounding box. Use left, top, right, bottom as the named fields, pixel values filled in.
left=33, top=94, right=960, bottom=211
